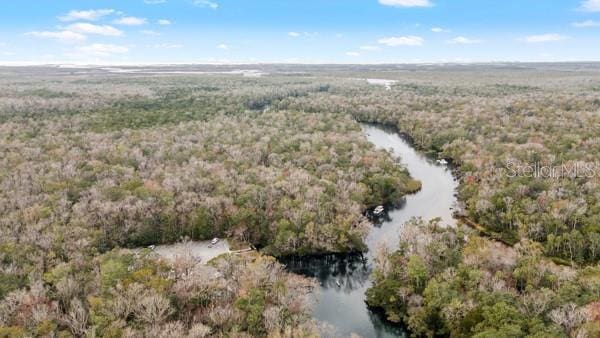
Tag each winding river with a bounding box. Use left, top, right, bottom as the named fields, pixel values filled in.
left=283, top=124, right=458, bottom=337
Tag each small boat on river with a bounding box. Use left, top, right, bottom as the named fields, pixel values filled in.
left=373, top=205, right=385, bottom=215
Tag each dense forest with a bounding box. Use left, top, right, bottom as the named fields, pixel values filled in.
left=366, top=218, right=599, bottom=337
left=0, top=64, right=599, bottom=337
left=277, top=67, right=600, bottom=265
left=0, top=68, right=418, bottom=336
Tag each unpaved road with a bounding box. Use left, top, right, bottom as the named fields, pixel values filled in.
left=153, top=240, right=230, bottom=264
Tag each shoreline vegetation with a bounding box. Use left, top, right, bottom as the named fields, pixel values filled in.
left=1, top=64, right=599, bottom=337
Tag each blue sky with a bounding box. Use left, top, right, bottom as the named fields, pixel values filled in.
left=1, top=0, right=600, bottom=64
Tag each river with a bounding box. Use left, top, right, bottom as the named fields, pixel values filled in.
left=282, top=123, right=458, bottom=337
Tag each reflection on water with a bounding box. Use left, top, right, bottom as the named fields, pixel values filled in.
left=283, top=254, right=370, bottom=293
left=282, top=123, right=457, bottom=338
left=281, top=253, right=405, bottom=338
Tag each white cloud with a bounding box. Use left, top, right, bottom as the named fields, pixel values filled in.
left=114, top=16, right=147, bottom=26
left=519, top=33, right=568, bottom=43
left=77, top=43, right=129, bottom=56
left=59, top=9, right=115, bottom=22
left=379, top=0, right=432, bottom=7
left=346, top=52, right=361, bottom=56
left=572, top=20, right=600, bottom=28
left=378, top=36, right=424, bottom=46
left=217, top=43, right=229, bottom=50
left=141, top=30, right=162, bottom=36
left=360, top=45, right=381, bottom=51
left=158, top=19, right=172, bottom=25
left=25, top=30, right=87, bottom=43
left=192, top=0, right=218, bottom=9
left=431, top=27, right=449, bottom=33
left=580, top=0, right=600, bottom=12
left=144, top=0, right=167, bottom=4
left=287, top=31, right=318, bottom=39
left=446, top=36, right=483, bottom=44
left=66, top=23, right=123, bottom=36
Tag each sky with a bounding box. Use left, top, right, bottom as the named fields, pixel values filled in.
left=1, top=0, right=600, bottom=65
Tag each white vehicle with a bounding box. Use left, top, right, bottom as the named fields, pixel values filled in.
left=211, top=237, right=219, bottom=245
left=373, top=205, right=384, bottom=215
left=437, top=159, right=448, bottom=165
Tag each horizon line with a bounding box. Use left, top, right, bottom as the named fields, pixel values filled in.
left=2, top=60, right=600, bottom=67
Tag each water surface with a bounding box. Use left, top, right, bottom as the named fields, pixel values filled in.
left=283, top=123, right=457, bottom=337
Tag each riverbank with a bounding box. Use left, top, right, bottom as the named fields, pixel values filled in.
left=283, top=123, right=458, bottom=337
